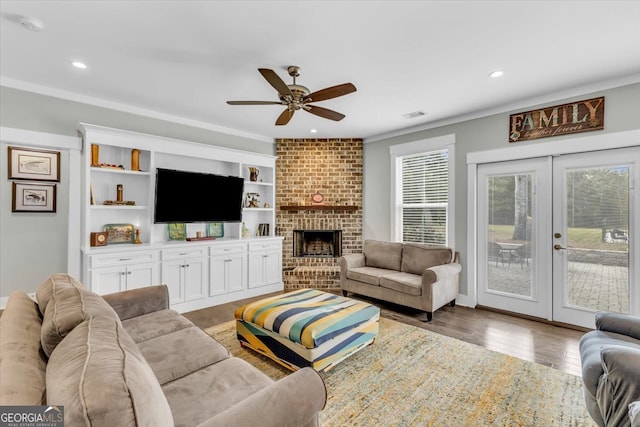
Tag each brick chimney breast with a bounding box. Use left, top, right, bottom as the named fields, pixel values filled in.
left=276, top=138, right=363, bottom=289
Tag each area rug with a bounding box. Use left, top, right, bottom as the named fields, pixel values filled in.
left=205, top=317, right=595, bottom=426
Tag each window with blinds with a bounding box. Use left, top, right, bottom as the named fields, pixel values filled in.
left=396, top=149, right=448, bottom=245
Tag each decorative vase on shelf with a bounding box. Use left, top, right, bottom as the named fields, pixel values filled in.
left=241, top=222, right=249, bottom=238
left=131, top=149, right=140, bottom=171
left=91, top=144, right=99, bottom=166
left=249, top=167, right=259, bottom=182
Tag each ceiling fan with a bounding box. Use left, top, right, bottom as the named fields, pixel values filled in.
left=227, top=66, right=356, bottom=126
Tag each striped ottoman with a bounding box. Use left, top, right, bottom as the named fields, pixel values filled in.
left=235, top=289, right=379, bottom=372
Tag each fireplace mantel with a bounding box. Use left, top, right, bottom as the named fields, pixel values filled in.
left=280, top=205, right=358, bottom=212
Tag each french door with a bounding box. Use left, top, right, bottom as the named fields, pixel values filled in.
left=478, top=148, right=638, bottom=328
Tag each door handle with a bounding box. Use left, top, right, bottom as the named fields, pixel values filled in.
left=553, top=244, right=566, bottom=250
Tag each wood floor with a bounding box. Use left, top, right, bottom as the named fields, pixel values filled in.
left=183, top=290, right=587, bottom=377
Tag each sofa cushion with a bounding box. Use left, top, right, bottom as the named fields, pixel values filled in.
left=346, top=266, right=393, bottom=286
left=379, top=272, right=422, bottom=296
left=0, top=291, right=47, bottom=405
left=122, top=309, right=194, bottom=343
left=40, top=275, right=121, bottom=357
left=364, top=240, right=404, bottom=271
left=36, top=273, right=84, bottom=316
left=46, top=316, right=173, bottom=427
left=162, top=357, right=273, bottom=427
left=401, top=243, right=453, bottom=275
left=137, top=326, right=230, bottom=385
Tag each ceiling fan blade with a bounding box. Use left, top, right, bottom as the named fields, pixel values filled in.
left=305, top=105, right=345, bottom=121
left=227, top=101, right=283, bottom=105
left=304, top=83, right=356, bottom=103
left=275, top=109, right=294, bottom=126
left=258, top=68, right=293, bottom=98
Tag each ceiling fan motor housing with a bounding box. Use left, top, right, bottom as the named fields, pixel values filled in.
left=280, top=84, right=310, bottom=109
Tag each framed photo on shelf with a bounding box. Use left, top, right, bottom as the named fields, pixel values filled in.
left=12, top=182, right=57, bottom=212
left=206, top=222, right=224, bottom=238
left=244, top=192, right=260, bottom=208
left=103, top=223, right=135, bottom=244
left=167, top=223, right=186, bottom=241
left=8, top=146, right=61, bottom=181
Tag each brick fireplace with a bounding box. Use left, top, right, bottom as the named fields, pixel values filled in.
left=276, top=138, right=363, bottom=290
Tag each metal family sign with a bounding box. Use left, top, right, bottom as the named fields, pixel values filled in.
left=509, top=97, right=604, bottom=143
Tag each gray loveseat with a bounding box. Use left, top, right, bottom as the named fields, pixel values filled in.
left=579, top=312, right=640, bottom=427
left=0, top=273, right=326, bottom=427
left=339, top=240, right=461, bottom=321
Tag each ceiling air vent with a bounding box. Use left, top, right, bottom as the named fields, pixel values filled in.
left=402, top=111, right=426, bottom=119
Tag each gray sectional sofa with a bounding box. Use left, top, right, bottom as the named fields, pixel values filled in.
left=339, top=240, right=461, bottom=321
left=0, top=273, right=326, bottom=427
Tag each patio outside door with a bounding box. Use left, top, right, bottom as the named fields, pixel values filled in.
left=477, top=158, right=552, bottom=319
left=478, top=148, right=638, bottom=328
left=552, top=148, right=636, bottom=327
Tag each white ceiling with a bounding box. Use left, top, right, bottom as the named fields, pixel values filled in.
left=1, top=1, right=639, bottom=142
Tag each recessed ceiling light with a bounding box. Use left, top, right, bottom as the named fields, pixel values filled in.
left=489, top=70, right=504, bottom=78
left=19, top=16, right=44, bottom=32
left=310, top=129, right=318, bottom=133
left=71, top=61, right=87, bottom=69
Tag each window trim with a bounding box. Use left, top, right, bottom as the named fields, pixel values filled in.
left=389, top=134, right=456, bottom=247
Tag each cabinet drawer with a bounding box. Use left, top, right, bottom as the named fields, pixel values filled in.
left=248, top=241, right=281, bottom=252
left=162, top=246, right=208, bottom=260
left=89, top=250, right=158, bottom=268
left=210, top=243, right=247, bottom=256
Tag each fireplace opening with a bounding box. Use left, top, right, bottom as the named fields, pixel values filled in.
left=293, top=229, right=342, bottom=258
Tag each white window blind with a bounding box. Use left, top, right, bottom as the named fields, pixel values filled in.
left=396, top=149, right=448, bottom=245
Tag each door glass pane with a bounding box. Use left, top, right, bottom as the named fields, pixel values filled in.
left=565, top=166, right=629, bottom=313
left=486, top=174, right=534, bottom=297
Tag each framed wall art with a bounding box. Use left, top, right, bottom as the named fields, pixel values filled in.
left=8, top=146, right=61, bottom=181
left=12, top=182, right=57, bottom=213
left=206, top=222, right=224, bottom=238
left=103, top=223, right=135, bottom=244
left=167, top=223, right=186, bottom=241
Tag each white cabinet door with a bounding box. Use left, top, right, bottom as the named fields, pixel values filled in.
left=227, top=253, right=247, bottom=292
left=248, top=252, right=266, bottom=289
left=90, top=265, right=125, bottom=294
left=249, top=251, right=280, bottom=288
left=183, top=258, right=207, bottom=302
left=209, top=256, right=228, bottom=296
left=210, top=253, right=247, bottom=295
left=263, top=250, right=282, bottom=285
left=248, top=241, right=282, bottom=289
left=126, top=262, right=160, bottom=290
left=163, top=259, right=184, bottom=305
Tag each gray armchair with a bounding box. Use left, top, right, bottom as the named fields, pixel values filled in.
left=579, top=312, right=640, bottom=426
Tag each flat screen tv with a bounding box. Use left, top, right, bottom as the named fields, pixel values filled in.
left=154, top=168, right=244, bottom=223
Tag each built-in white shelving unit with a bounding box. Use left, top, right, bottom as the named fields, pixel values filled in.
left=79, top=123, right=282, bottom=313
